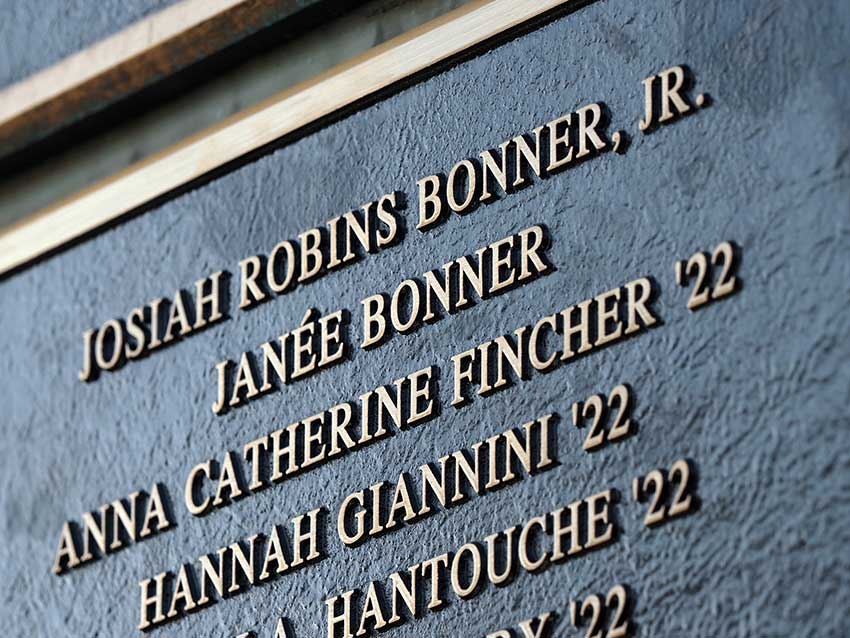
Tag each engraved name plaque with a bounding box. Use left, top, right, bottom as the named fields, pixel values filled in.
left=1, top=1, right=848, bottom=637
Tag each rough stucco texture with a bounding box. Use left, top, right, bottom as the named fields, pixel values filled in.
left=1, top=0, right=849, bottom=636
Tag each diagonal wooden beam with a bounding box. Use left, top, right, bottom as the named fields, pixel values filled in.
left=0, top=0, right=335, bottom=160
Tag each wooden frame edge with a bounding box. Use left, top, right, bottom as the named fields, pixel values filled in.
left=0, top=0, right=575, bottom=276
left=0, top=0, right=333, bottom=158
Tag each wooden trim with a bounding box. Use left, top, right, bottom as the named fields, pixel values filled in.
left=0, top=0, right=241, bottom=125
left=0, top=0, right=576, bottom=276
left=0, top=0, right=333, bottom=158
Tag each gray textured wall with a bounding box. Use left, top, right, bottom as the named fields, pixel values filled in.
left=2, top=0, right=849, bottom=637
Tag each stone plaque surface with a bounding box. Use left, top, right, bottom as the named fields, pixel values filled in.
left=2, top=1, right=849, bottom=637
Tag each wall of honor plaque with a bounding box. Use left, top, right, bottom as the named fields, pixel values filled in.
left=1, top=0, right=848, bottom=637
